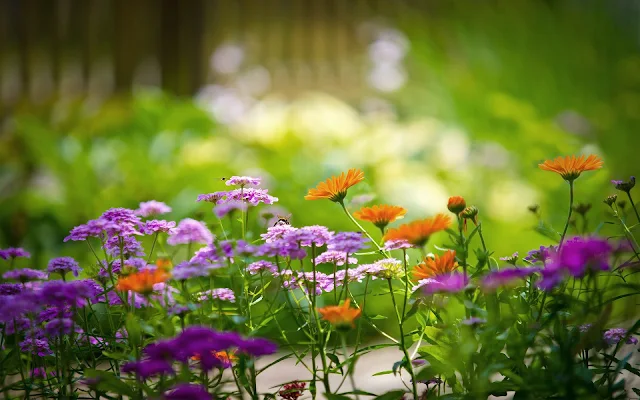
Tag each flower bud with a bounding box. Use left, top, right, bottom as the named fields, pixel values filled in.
left=572, top=203, right=592, bottom=216
left=612, top=176, right=635, bottom=193
left=447, top=196, right=467, bottom=214
left=603, top=194, right=617, bottom=207
left=460, top=206, right=479, bottom=221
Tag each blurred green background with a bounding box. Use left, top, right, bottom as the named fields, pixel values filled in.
left=1, top=0, right=639, bottom=281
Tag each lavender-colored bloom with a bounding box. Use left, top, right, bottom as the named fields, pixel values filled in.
left=0, top=283, right=22, bottom=295
left=167, top=218, right=214, bottom=246
left=314, top=250, right=358, bottom=266
left=171, top=261, right=222, bottom=281
left=579, top=323, right=593, bottom=333
left=480, top=267, right=539, bottom=291
left=3, top=268, right=48, bottom=282
left=238, top=337, right=278, bottom=357
left=234, top=240, right=257, bottom=256
left=164, top=383, right=212, bottom=400
left=261, top=225, right=298, bottom=243
left=421, top=272, right=468, bottom=295
left=135, top=200, right=172, bottom=217
left=604, top=328, right=638, bottom=346
left=40, top=280, right=99, bottom=307
left=20, top=338, right=52, bottom=357
left=228, top=188, right=278, bottom=206
left=383, top=239, right=414, bottom=251
left=213, top=201, right=247, bottom=218
left=38, top=307, right=72, bottom=323
left=99, top=208, right=143, bottom=237
left=44, top=318, right=75, bottom=336
left=289, top=225, right=334, bottom=247
left=0, top=247, right=31, bottom=260
left=0, top=293, right=41, bottom=323
left=461, top=317, right=487, bottom=326
left=224, top=176, right=262, bottom=187
left=196, top=192, right=227, bottom=203
left=190, top=244, right=222, bottom=264
left=256, top=241, right=306, bottom=260
left=167, top=304, right=192, bottom=317
left=327, top=232, right=368, bottom=253
left=121, top=359, right=174, bottom=379
left=199, top=288, right=236, bottom=302
left=499, top=252, right=519, bottom=266
left=247, top=260, right=278, bottom=275
left=143, top=220, right=176, bottom=234
left=359, top=258, right=402, bottom=280
left=612, top=176, right=635, bottom=193
left=219, top=241, right=234, bottom=258
left=104, top=235, right=144, bottom=258
left=31, top=368, right=55, bottom=379
left=64, top=219, right=110, bottom=242
left=47, top=257, right=81, bottom=277
left=523, top=245, right=555, bottom=264
left=4, top=317, right=31, bottom=335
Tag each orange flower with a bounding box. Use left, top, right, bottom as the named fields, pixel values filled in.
left=353, top=204, right=407, bottom=229
left=191, top=351, right=237, bottom=368
left=447, top=196, right=466, bottom=214
left=412, top=250, right=459, bottom=281
left=317, top=299, right=361, bottom=329
left=115, top=269, right=169, bottom=294
left=304, top=168, right=365, bottom=202
left=383, top=214, right=452, bottom=247
left=538, top=154, right=603, bottom=181
left=155, top=257, right=172, bottom=270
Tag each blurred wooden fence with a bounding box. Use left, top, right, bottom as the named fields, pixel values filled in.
left=0, top=0, right=419, bottom=111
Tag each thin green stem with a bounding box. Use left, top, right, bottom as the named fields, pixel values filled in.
left=387, top=279, right=418, bottom=400
left=627, top=192, right=640, bottom=225
left=340, top=333, right=360, bottom=400
left=339, top=201, right=386, bottom=255
left=559, top=180, right=574, bottom=247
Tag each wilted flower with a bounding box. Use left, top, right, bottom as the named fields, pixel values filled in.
left=304, top=168, right=365, bottom=202
left=612, top=176, right=635, bottom=193
left=135, top=200, right=172, bottom=217
left=317, top=299, right=361, bottom=330
left=353, top=204, right=407, bottom=230
left=384, top=214, right=451, bottom=247
left=538, top=154, right=603, bottom=182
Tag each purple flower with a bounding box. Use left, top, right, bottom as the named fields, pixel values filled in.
left=104, top=235, right=144, bottom=258
left=383, top=239, right=414, bottom=251
left=38, top=307, right=71, bottom=323
left=224, top=176, right=262, bottom=187
left=256, top=241, right=306, bottom=260
left=612, top=176, right=635, bottom=193
left=0, top=293, right=41, bottom=322
left=64, top=219, right=112, bottom=242
left=327, top=232, right=368, bottom=253
left=238, top=337, right=278, bottom=357
left=197, top=192, right=226, bottom=203
left=30, top=367, right=55, bottom=379
left=167, top=218, right=214, bottom=246
left=219, top=241, right=234, bottom=258
left=3, top=268, right=48, bottom=282
left=288, top=226, right=334, bottom=247
left=44, top=318, right=75, bottom=336
left=135, top=201, right=172, bottom=217
left=499, top=252, right=519, bottom=266
left=314, top=250, right=358, bottom=266
left=213, top=201, right=247, bottom=218
left=480, top=267, right=540, bottom=291
left=198, top=188, right=278, bottom=206
left=234, top=240, right=257, bottom=256
left=40, top=280, right=99, bottom=307
left=604, top=328, right=638, bottom=346
left=164, top=383, right=212, bottom=400
left=355, top=258, right=402, bottom=280
left=4, top=317, right=31, bottom=335
left=579, top=323, right=593, bottom=333
left=47, top=257, right=81, bottom=277
left=247, top=260, right=277, bottom=275
left=261, top=225, right=298, bottom=243
left=143, top=220, right=176, bottom=234
left=538, top=236, right=612, bottom=290
left=122, top=359, right=174, bottom=379
left=20, top=338, right=52, bottom=357
left=0, top=283, right=22, bottom=295
left=99, top=208, right=143, bottom=237
left=198, top=288, right=235, bottom=302
left=166, top=304, right=192, bottom=317
left=0, top=247, right=31, bottom=260
left=171, top=261, right=222, bottom=281
left=421, top=272, right=468, bottom=295
left=523, top=245, right=555, bottom=264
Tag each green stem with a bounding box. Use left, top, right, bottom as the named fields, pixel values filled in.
left=559, top=180, right=574, bottom=247
left=339, top=201, right=386, bottom=255
left=340, top=333, right=359, bottom=400
left=146, top=233, right=159, bottom=263
left=387, top=279, right=418, bottom=400
left=627, top=192, right=640, bottom=225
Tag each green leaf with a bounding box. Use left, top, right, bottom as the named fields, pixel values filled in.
left=84, top=369, right=136, bottom=397
left=326, top=353, right=344, bottom=375
left=372, top=370, right=394, bottom=376
left=125, top=313, right=142, bottom=348
left=373, top=390, right=407, bottom=400
left=324, top=394, right=351, bottom=400
left=369, top=314, right=388, bottom=320
left=534, top=220, right=560, bottom=242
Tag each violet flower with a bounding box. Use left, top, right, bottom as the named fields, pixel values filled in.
left=3, top=268, right=48, bottom=282
left=327, top=232, right=368, bottom=253
left=167, top=218, right=214, bottom=246
left=164, top=383, right=212, bottom=400
left=224, top=176, right=262, bottom=187
left=0, top=247, right=31, bottom=260
left=421, top=272, right=468, bottom=295
left=135, top=200, right=172, bottom=217
left=47, top=257, right=81, bottom=277
left=480, top=267, right=540, bottom=291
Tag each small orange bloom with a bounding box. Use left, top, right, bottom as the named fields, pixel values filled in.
left=447, top=196, right=466, bottom=214
left=383, top=214, right=452, bottom=247
left=155, top=257, right=172, bottom=270
left=317, top=299, right=361, bottom=329
left=412, top=250, right=459, bottom=281
left=538, top=154, right=603, bottom=181
left=304, top=168, right=365, bottom=202
left=353, top=204, right=407, bottom=229
left=115, top=269, right=169, bottom=294
left=191, top=351, right=237, bottom=368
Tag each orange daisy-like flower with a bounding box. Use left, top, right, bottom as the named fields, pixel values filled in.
left=383, top=214, right=452, bottom=247
left=155, top=257, right=173, bottom=270
left=191, top=351, right=237, bottom=368
left=412, top=250, right=459, bottom=281
left=538, top=154, right=603, bottom=182
left=353, top=204, right=407, bottom=229
left=317, top=299, right=361, bottom=330
left=115, top=269, right=170, bottom=294
left=304, top=168, right=365, bottom=202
